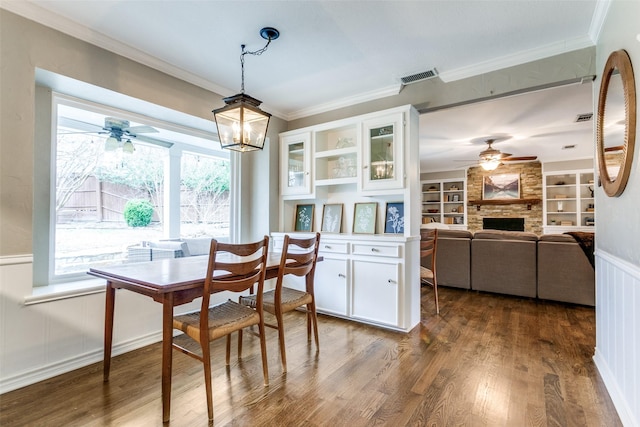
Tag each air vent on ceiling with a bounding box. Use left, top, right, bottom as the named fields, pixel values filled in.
left=575, top=113, right=593, bottom=122
left=400, top=68, right=438, bottom=85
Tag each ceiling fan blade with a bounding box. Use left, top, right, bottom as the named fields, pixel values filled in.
left=58, top=117, right=106, bottom=133
left=134, top=134, right=174, bottom=148
left=58, top=131, right=109, bottom=137
left=125, top=125, right=158, bottom=134
left=502, top=156, right=537, bottom=161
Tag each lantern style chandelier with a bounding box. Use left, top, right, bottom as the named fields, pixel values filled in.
left=213, top=27, right=280, bottom=152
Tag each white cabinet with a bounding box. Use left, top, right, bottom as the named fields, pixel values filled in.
left=544, top=170, right=595, bottom=233
left=361, top=113, right=405, bottom=191
left=276, top=105, right=420, bottom=332
left=421, top=179, right=466, bottom=228
left=314, top=257, right=348, bottom=316
left=271, top=233, right=417, bottom=332
left=352, top=258, right=400, bottom=327
left=314, top=123, right=359, bottom=187
left=280, top=131, right=312, bottom=197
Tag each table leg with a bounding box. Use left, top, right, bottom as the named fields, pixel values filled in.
left=162, top=292, right=174, bottom=423
left=103, top=282, right=115, bottom=382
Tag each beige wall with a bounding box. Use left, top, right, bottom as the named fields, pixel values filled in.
left=592, top=1, right=640, bottom=425
left=594, top=2, right=640, bottom=265
left=0, top=9, right=282, bottom=255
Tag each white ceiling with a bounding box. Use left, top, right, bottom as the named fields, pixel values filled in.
left=419, top=81, right=595, bottom=172
left=4, top=0, right=608, bottom=170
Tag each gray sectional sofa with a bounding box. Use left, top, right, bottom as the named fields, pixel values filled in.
left=422, top=229, right=594, bottom=306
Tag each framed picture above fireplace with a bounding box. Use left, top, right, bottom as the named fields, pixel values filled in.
left=483, top=174, right=520, bottom=200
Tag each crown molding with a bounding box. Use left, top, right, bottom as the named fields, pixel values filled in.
left=588, top=0, right=611, bottom=44
left=439, top=35, right=595, bottom=83
left=284, top=84, right=401, bottom=121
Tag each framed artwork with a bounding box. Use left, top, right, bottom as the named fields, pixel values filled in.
left=294, top=204, right=315, bottom=232
left=321, top=204, right=343, bottom=233
left=482, top=174, right=520, bottom=200
left=353, top=202, right=377, bottom=234
left=384, top=202, right=405, bottom=234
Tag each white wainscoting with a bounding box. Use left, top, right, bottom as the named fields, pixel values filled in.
left=593, top=250, right=640, bottom=427
left=0, top=255, right=209, bottom=394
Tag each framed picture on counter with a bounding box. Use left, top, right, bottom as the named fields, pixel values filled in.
left=353, top=202, right=377, bottom=234
left=294, top=204, right=314, bottom=232
left=321, top=204, right=343, bottom=233
left=384, top=202, right=405, bottom=234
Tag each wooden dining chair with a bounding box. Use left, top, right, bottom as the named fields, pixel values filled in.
left=172, top=236, right=270, bottom=421
left=420, top=228, right=440, bottom=314
left=239, top=232, right=321, bottom=372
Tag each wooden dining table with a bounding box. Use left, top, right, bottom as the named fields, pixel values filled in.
left=88, top=252, right=285, bottom=423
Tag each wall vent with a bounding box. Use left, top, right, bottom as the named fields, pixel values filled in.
left=575, top=113, right=593, bottom=122
left=400, top=68, right=438, bottom=85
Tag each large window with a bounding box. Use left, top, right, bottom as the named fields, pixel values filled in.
left=38, top=94, right=232, bottom=284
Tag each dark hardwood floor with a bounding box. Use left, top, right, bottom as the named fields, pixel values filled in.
left=0, top=286, right=621, bottom=426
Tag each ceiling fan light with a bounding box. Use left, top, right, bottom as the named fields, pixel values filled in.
left=481, top=159, right=501, bottom=171
left=104, top=136, right=119, bottom=151
left=122, top=139, right=135, bottom=154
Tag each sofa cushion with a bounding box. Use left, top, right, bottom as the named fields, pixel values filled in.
left=539, top=234, right=576, bottom=243
left=438, top=229, right=473, bottom=239
left=473, top=230, right=538, bottom=241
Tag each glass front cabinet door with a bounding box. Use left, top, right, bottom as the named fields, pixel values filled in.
left=280, top=132, right=312, bottom=197
left=361, top=113, right=404, bottom=191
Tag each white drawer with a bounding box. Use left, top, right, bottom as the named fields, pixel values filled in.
left=318, top=241, right=349, bottom=254
left=352, top=243, right=401, bottom=258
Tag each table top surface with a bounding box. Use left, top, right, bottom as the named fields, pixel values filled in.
left=88, top=253, right=283, bottom=292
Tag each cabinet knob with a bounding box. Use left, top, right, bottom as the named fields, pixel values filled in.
left=324, top=245, right=331, bottom=249
left=371, top=247, right=379, bottom=252
left=363, top=165, right=368, bottom=169
left=338, top=273, right=346, bottom=278
left=388, top=279, right=396, bottom=284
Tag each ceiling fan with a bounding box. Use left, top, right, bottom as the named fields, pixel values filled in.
left=60, top=116, right=159, bottom=153
left=476, top=138, right=537, bottom=171
left=101, top=117, right=158, bottom=153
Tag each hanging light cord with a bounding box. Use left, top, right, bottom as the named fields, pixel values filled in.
left=240, top=37, right=273, bottom=93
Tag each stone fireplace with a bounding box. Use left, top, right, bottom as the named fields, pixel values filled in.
left=467, top=162, right=543, bottom=234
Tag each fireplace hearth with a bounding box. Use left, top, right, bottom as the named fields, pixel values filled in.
left=483, top=217, right=525, bottom=232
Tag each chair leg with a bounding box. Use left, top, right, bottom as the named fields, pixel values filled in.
left=225, top=335, right=231, bottom=365
left=275, top=307, right=287, bottom=372
left=433, top=278, right=440, bottom=314
left=201, top=342, right=214, bottom=420
left=237, top=329, right=243, bottom=358
left=257, top=321, right=269, bottom=386
left=309, top=301, right=319, bottom=349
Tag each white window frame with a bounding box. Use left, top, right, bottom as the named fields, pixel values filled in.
left=33, top=91, right=237, bottom=287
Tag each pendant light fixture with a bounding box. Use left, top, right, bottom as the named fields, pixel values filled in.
left=213, top=27, right=280, bottom=152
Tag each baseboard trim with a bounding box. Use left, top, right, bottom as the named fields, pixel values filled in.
left=0, top=331, right=162, bottom=395
left=593, top=348, right=637, bottom=426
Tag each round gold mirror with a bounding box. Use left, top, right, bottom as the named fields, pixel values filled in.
left=596, top=49, right=636, bottom=197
